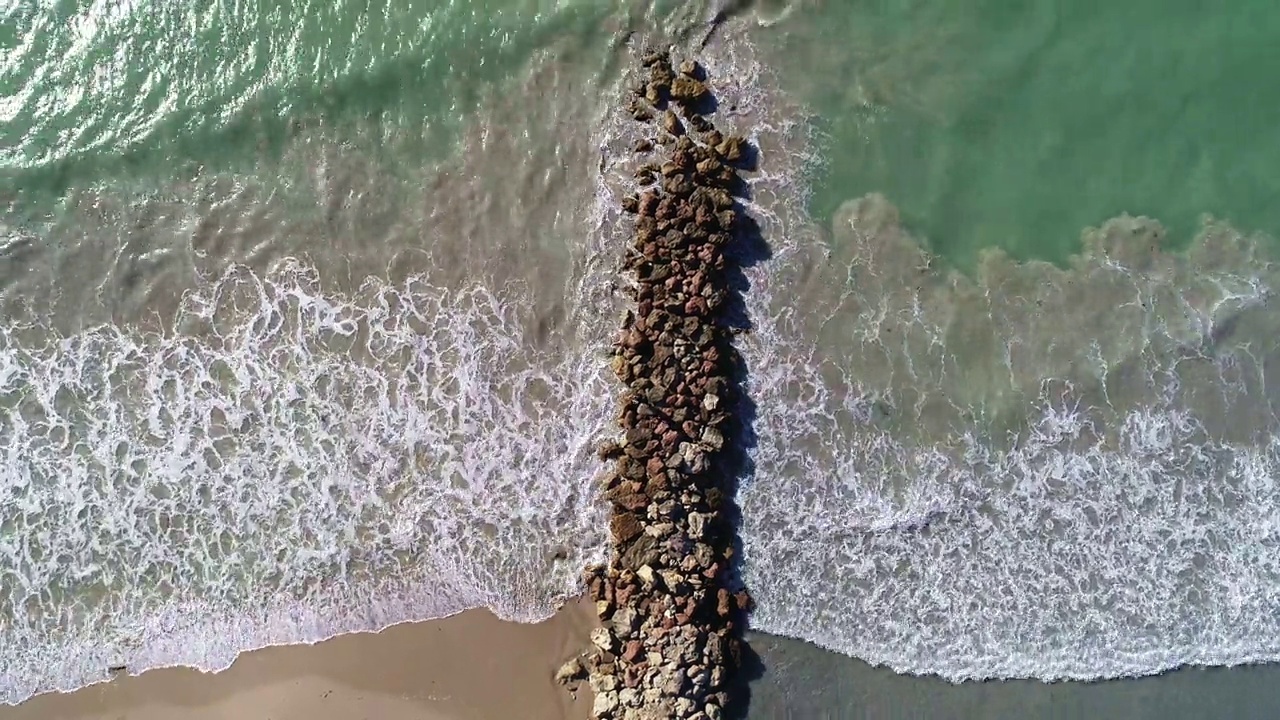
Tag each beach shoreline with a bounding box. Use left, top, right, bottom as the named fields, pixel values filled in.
left=0, top=599, right=597, bottom=720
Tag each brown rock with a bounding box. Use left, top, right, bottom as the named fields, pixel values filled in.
left=688, top=114, right=714, bottom=133
left=715, top=135, right=747, bottom=162
left=671, top=75, right=708, bottom=104
left=678, top=58, right=702, bottom=78
left=611, top=512, right=644, bottom=543
left=555, top=656, right=586, bottom=685
left=607, top=482, right=648, bottom=511
left=622, top=640, right=644, bottom=663
left=621, top=195, right=639, bottom=214
left=716, top=587, right=732, bottom=617
left=662, top=110, right=684, bottom=137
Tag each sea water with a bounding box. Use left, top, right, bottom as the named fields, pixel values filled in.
left=5, top=0, right=1280, bottom=713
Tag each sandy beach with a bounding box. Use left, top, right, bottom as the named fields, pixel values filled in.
left=0, top=600, right=596, bottom=720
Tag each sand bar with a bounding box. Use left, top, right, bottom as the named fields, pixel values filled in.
left=0, top=599, right=596, bottom=720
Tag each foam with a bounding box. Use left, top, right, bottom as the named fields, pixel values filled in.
left=0, top=261, right=611, bottom=704
left=698, top=30, right=1280, bottom=682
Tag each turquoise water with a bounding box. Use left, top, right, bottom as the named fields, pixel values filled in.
left=769, top=0, right=1280, bottom=266
left=6, top=0, right=1280, bottom=712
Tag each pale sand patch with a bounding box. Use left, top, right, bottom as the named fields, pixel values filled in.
left=0, top=599, right=596, bottom=720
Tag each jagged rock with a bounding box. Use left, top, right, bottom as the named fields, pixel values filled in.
left=714, top=135, right=746, bottom=162
left=612, top=606, right=639, bottom=635
left=650, top=61, right=674, bottom=86
left=622, top=640, right=644, bottom=663
left=611, top=512, right=643, bottom=543
left=633, top=138, right=654, bottom=153
left=716, top=588, right=732, bottom=617
left=592, top=627, right=617, bottom=653
left=700, top=426, right=725, bottom=450
left=556, top=655, right=586, bottom=685
left=679, top=58, right=702, bottom=78
left=593, top=690, right=620, bottom=716
left=622, top=195, right=639, bottom=214
left=671, top=76, right=708, bottom=104
left=620, top=532, right=662, bottom=569
left=688, top=114, right=714, bottom=133
left=636, top=564, right=658, bottom=588
left=641, top=49, right=669, bottom=67
left=662, top=110, right=684, bottom=137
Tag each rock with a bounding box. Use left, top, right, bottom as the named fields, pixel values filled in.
left=679, top=58, right=702, bottom=78
left=622, top=639, right=644, bottom=663
left=641, top=49, right=668, bottom=67
left=612, top=606, right=639, bottom=636
left=650, top=61, right=674, bottom=86
left=702, top=393, right=720, bottom=411
left=596, top=599, right=614, bottom=619
left=671, top=76, right=708, bottom=104
left=591, top=627, right=617, bottom=653
left=662, top=110, right=684, bottom=136
left=619, top=687, right=642, bottom=708
left=700, top=426, right=725, bottom=451
left=622, top=195, right=639, bottom=214
left=633, top=138, right=654, bottom=153
left=607, top=483, right=648, bottom=511
left=593, top=690, right=620, bottom=716
left=688, top=512, right=708, bottom=540
left=590, top=672, right=619, bottom=693
left=705, top=702, right=724, bottom=720
left=598, top=440, right=624, bottom=459
left=688, top=114, right=714, bottom=133
left=716, top=588, right=732, bottom=617
left=555, top=655, right=586, bottom=685
left=619, top=533, right=662, bottom=569
left=645, top=82, right=667, bottom=105
left=628, top=98, right=654, bottom=121
left=611, top=512, right=644, bottom=543
left=636, top=564, right=657, bottom=588
left=715, top=135, right=746, bottom=162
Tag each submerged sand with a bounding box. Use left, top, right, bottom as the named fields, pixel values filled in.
left=0, top=600, right=596, bottom=720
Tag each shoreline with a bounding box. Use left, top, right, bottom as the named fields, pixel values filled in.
left=0, top=599, right=598, bottom=720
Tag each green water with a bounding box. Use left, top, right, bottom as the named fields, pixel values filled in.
left=769, top=0, right=1280, bottom=267
left=0, top=0, right=707, bottom=218
left=7, top=0, right=1280, bottom=712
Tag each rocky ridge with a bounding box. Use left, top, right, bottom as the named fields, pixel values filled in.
left=557, top=49, right=755, bottom=720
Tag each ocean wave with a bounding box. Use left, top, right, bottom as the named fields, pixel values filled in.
left=0, top=261, right=611, bottom=703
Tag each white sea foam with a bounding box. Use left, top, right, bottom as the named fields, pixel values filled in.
left=699, top=29, right=1280, bottom=682
left=0, top=261, right=611, bottom=703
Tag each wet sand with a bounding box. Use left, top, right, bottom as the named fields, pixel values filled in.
left=0, top=600, right=596, bottom=720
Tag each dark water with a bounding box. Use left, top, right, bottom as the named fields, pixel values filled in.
left=746, top=633, right=1280, bottom=720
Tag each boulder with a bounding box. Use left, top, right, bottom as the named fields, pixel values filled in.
left=662, top=110, right=684, bottom=137
left=591, top=627, right=617, bottom=653
left=555, top=655, right=586, bottom=685
left=671, top=76, right=708, bottom=104
left=593, top=690, right=620, bottom=717
left=611, top=512, right=644, bottom=543
left=714, top=135, right=746, bottom=162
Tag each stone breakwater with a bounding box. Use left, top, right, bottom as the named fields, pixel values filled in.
left=556, top=50, right=756, bottom=720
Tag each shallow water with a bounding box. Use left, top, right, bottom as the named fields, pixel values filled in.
left=4, top=0, right=1280, bottom=711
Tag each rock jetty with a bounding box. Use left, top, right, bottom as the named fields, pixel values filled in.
left=558, top=49, right=754, bottom=720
